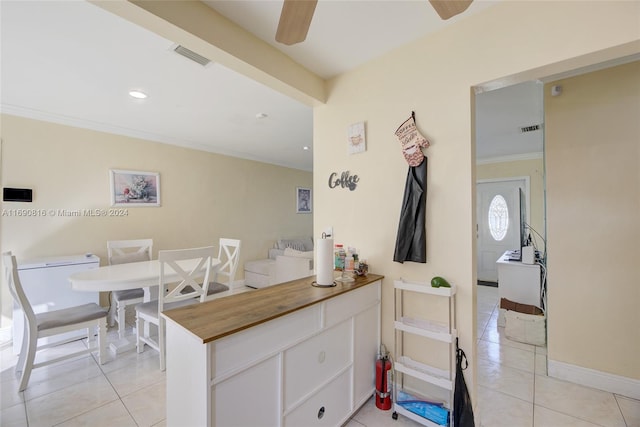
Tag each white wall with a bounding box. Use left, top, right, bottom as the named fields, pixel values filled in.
left=0, top=114, right=313, bottom=327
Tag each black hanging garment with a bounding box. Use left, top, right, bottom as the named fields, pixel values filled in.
left=393, top=159, right=427, bottom=263
left=453, top=338, right=476, bottom=427
left=393, top=112, right=429, bottom=264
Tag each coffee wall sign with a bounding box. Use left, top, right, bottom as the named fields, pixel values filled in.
left=328, top=171, right=359, bottom=191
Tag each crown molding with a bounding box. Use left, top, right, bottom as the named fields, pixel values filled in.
left=476, top=152, right=543, bottom=165
left=1, top=105, right=311, bottom=172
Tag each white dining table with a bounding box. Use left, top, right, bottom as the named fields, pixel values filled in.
left=69, top=258, right=221, bottom=354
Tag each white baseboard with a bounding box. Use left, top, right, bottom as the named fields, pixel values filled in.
left=548, top=359, right=640, bottom=400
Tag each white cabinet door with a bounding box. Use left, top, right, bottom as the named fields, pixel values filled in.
left=215, top=355, right=281, bottom=427
left=353, top=304, right=379, bottom=404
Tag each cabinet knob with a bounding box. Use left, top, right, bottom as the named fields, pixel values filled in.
left=317, top=406, right=325, bottom=420
left=318, top=350, right=326, bottom=363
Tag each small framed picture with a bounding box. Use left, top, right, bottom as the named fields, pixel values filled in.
left=348, top=121, right=366, bottom=154
left=110, top=169, right=160, bottom=207
left=296, top=187, right=312, bottom=214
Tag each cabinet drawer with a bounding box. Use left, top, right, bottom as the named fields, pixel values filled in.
left=284, top=319, right=352, bottom=409
left=324, top=281, right=380, bottom=328
left=284, top=368, right=352, bottom=427
left=212, top=304, right=321, bottom=378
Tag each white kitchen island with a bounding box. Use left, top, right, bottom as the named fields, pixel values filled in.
left=162, top=273, right=383, bottom=427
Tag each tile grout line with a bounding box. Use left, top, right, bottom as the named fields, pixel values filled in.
left=532, top=364, right=537, bottom=427
left=614, top=393, right=630, bottom=427
left=531, top=373, right=618, bottom=427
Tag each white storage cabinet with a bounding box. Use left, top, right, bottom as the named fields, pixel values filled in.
left=12, top=254, right=100, bottom=353
left=164, top=280, right=381, bottom=427
left=393, top=279, right=457, bottom=427
left=496, top=252, right=542, bottom=326
left=496, top=251, right=541, bottom=307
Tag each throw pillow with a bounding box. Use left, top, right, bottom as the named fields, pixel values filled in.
left=278, top=239, right=306, bottom=251
left=300, top=237, right=314, bottom=251
left=283, top=247, right=314, bottom=259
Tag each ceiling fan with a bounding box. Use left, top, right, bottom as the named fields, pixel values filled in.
left=276, top=0, right=473, bottom=45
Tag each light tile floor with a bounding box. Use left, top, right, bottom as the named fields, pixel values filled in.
left=472, top=285, right=639, bottom=427
left=1, top=285, right=638, bottom=426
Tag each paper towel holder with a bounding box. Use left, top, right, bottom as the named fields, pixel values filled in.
left=314, top=232, right=337, bottom=287
left=311, top=280, right=336, bottom=288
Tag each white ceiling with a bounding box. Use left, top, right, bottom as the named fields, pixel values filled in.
left=476, top=81, right=544, bottom=161
left=1, top=0, right=543, bottom=172
left=204, top=0, right=497, bottom=79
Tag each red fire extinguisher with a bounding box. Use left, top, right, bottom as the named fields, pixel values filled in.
left=375, top=345, right=392, bottom=410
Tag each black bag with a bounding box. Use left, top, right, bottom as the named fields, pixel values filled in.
left=453, top=338, right=475, bottom=427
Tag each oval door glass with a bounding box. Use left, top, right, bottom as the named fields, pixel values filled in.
left=488, top=195, right=509, bottom=241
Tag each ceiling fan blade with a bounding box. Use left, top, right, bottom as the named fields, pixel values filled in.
left=429, top=0, right=473, bottom=20
left=276, top=0, right=318, bottom=45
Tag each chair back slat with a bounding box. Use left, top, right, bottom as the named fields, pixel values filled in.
left=158, top=246, right=216, bottom=312
left=215, top=238, right=241, bottom=285
left=107, top=239, right=153, bottom=265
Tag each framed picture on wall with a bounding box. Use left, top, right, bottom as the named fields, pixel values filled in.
left=110, top=169, right=160, bottom=207
left=347, top=121, right=366, bottom=154
left=296, top=187, right=312, bottom=214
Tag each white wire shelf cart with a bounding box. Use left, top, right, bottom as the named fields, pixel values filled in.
left=392, top=279, right=457, bottom=427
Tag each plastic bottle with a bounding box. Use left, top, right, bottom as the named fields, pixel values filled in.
left=334, top=244, right=345, bottom=270
left=344, top=254, right=354, bottom=272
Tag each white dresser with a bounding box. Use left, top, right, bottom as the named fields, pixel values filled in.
left=163, top=274, right=382, bottom=427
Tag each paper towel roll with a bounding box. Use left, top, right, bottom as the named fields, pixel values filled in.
left=316, top=237, right=334, bottom=286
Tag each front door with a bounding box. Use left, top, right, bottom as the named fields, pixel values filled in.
left=476, top=179, right=526, bottom=282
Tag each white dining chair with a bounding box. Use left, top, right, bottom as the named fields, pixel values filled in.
left=208, top=238, right=241, bottom=293
left=107, top=239, right=153, bottom=339
left=135, top=246, right=216, bottom=371
left=2, top=252, right=107, bottom=391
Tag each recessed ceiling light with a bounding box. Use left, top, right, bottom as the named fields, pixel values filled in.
left=129, top=90, right=147, bottom=99
left=256, top=112, right=268, bottom=119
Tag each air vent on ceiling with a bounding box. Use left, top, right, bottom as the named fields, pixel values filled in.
left=519, top=124, right=541, bottom=133
left=173, top=45, right=211, bottom=67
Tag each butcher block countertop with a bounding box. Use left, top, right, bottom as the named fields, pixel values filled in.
left=161, top=273, right=383, bottom=344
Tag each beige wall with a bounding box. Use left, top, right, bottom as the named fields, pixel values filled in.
left=313, top=0, right=640, bottom=400
left=477, top=157, right=546, bottom=246
left=0, top=114, right=312, bottom=327
left=545, top=61, right=640, bottom=379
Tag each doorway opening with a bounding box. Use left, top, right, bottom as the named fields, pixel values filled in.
left=477, top=177, right=530, bottom=284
